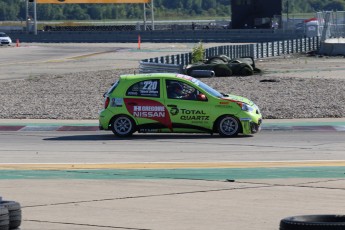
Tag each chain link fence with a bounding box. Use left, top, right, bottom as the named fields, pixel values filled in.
left=317, top=11, right=345, bottom=41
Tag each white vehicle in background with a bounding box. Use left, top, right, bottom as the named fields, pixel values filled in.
left=0, top=32, right=12, bottom=45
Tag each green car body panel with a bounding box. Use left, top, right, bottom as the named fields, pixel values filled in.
left=99, top=73, right=262, bottom=137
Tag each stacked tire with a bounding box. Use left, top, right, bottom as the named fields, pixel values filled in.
left=0, top=198, right=21, bottom=230
left=280, top=215, right=345, bottom=230
left=0, top=206, right=9, bottom=230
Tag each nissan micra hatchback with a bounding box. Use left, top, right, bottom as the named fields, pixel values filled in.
left=99, top=73, right=262, bottom=137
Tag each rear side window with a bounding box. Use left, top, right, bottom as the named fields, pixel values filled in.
left=126, top=79, right=160, bottom=98
left=106, top=80, right=120, bottom=95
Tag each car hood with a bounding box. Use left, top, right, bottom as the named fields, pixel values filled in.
left=221, top=94, right=254, bottom=106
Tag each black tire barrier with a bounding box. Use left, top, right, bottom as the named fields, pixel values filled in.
left=0, top=201, right=21, bottom=230
left=239, top=66, right=254, bottom=76
left=0, top=206, right=9, bottom=230
left=280, top=215, right=345, bottom=230
left=213, top=64, right=233, bottom=76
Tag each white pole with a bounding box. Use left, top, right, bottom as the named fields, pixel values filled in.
left=151, top=0, right=154, bottom=30
left=26, top=0, right=29, bottom=33
left=143, top=3, right=146, bottom=31
left=34, top=0, right=37, bottom=35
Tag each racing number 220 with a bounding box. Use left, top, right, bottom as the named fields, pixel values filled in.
left=142, top=81, right=158, bottom=91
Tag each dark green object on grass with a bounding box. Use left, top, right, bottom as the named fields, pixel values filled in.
left=186, top=55, right=261, bottom=77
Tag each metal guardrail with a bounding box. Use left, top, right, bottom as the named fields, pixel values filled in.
left=139, top=62, right=184, bottom=74
left=253, top=37, right=320, bottom=58
left=139, top=36, right=320, bottom=74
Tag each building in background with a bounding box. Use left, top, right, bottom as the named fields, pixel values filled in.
left=231, top=0, right=282, bottom=29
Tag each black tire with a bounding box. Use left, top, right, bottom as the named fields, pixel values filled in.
left=205, top=56, right=228, bottom=64
left=217, top=116, right=241, bottom=137
left=239, top=66, right=254, bottom=76
left=280, top=215, right=345, bottom=230
left=1, top=201, right=21, bottom=230
left=0, top=206, right=9, bottom=230
left=186, top=65, right=214, bottom=76
left=214, top=64, right=232, bottom=77
left=111, top=115, right=136, bottom=137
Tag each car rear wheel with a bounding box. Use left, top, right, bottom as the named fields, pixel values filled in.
left=111, top=115, right=136, bottom=137
left=217, top=116, right=240, bottom=137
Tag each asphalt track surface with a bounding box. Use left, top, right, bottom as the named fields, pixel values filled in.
left=1, top=43, right=345, bottom=230
left=1, top=121, right=345, bottom=230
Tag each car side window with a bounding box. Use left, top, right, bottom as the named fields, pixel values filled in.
left=126, top=79, right=160, bottom=98
left=166, top=80, right=198, bottom=100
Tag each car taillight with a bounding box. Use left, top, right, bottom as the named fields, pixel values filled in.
left=104, top=97, right=110, bottom=109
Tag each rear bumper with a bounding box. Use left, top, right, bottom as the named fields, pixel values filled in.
left=99, top=109, right=111, bottom=130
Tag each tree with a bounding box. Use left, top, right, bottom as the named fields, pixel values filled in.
left=3, top=0, right=345, bottom=21
left=324, top=0, right=345, bottom=11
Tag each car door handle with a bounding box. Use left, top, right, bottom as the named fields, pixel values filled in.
left=127, top=102, right=138, bottom=106
left=167, top=104, right=177, bottom=108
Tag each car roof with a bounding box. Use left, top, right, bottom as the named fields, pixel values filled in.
left=120, top=73, right=177, bottom=80
left=119, top=73, right=198, bottom=82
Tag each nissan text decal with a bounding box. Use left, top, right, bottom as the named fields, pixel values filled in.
left=124, top=98, right=173, bottom=130
left=133, top=106, right=165, bottom=118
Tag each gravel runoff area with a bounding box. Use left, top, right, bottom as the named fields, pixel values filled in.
left=1, top=53, right=345, bottom=120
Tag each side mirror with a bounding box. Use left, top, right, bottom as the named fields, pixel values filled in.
left=197, top=94, right=207, bottom=101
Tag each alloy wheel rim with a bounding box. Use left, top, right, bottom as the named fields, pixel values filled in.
left=220, top=117, right=238, bottom=135
left=115, top=117, right=132, bottom=135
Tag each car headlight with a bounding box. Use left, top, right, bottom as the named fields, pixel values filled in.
left=241, top=103, right=255, bottom=112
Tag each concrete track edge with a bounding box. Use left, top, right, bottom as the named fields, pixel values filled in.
left=1, top=118, right=345, bottom=132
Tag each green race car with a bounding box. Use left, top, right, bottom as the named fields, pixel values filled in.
left=99, top=73, right=262, bottom=137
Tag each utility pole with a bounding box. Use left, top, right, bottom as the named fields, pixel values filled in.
left=34, top=0, right=37, bottom=35
left=286, top=0, right=289, bottom=21
left=25, top=0, right=29, bottom=33
left=26, top=0, right=38, bottom=35
left=143, top=3, right=147, bottom=31
left=144, top=0, right=154, bottom=30
left=151, top=0, right=154, bottom=30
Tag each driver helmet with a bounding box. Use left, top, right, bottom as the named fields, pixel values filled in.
left=169, top=82, right=183, bottom=93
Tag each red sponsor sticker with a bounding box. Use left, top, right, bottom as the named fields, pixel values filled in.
left=124, top=98, right=173, bottom=130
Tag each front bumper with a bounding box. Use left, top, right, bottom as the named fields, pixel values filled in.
left=0, top=40, right=11, bottom=45
left=240, top=118, right=262, bottom=135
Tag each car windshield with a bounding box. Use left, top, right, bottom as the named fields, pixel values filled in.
left=0, top=33, right=7, bottom=37
left=193, top=79, right=223, bottom=98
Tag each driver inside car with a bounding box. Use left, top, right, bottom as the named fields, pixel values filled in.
left=167, top=81, right=198, bottom=100
left=167, top=82, right=184, bottom=99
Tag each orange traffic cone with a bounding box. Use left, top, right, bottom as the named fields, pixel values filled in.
left=138, top=35, right=141, bottom=50
left=16, top=39, right=20, bottom=47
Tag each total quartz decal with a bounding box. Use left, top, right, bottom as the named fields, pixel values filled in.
left=180, top=109, right=209, bottom=121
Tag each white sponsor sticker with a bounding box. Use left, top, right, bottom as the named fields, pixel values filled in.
left=111, top=98, right=123, bottom=107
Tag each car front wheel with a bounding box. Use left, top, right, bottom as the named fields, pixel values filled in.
left=111, top=115, right=136, bottom=137
left=217, top=116, right=240, bottom=137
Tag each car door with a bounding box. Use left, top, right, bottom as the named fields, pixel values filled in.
left=124, top=78, right=173, bottom=132
left=164, top=79, right=213, bottom=133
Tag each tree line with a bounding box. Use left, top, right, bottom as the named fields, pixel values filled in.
left=0, top=0, right=345, bottom=21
